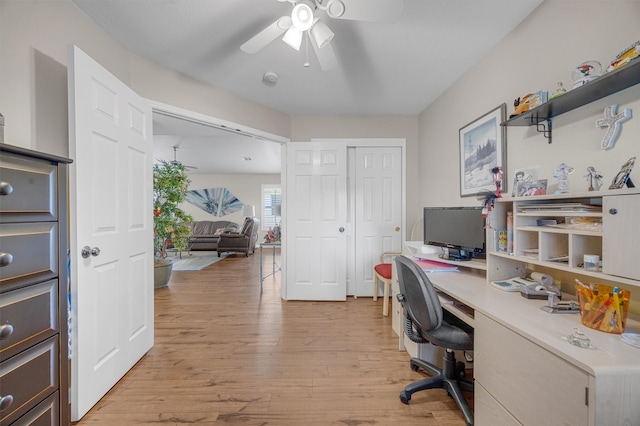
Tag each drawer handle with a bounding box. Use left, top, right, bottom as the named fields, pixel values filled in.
left=0, top=395, right=14, bottom=412
left=0, top=252, right=13, bottom=267
left=0, top=324, right=14, bottom=340
left=0, top=181, right=13, bottom=196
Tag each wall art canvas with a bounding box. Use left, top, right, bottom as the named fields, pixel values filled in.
left=186, top=187, right=243, bottom=217
left=459, top=104, right=507, bottom=197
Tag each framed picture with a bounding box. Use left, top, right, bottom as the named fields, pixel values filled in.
left=459, top=104, right=507, bottom=197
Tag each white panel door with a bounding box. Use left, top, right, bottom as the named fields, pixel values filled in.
left=285, top=142, right=347, bottom=300
left=68, top=46, right=154, bottom=421
left=354, top=147, right=402, bottom=296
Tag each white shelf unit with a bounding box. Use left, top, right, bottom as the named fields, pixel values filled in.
left=487, top=189, right=640, bottom=288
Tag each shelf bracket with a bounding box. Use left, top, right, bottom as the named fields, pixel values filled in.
left=528, top=117, right=552, bottom=143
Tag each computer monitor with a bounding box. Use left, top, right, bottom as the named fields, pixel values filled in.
left=423, top=207, right=486, bottom=261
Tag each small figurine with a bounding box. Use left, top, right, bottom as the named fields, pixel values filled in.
left=553, top=163, right=574, bottom=194
left=492, top=166, right=503, bottom=197
left=549, top=81, right=566, bottom=99
left=584, top=166, right=603, bottom=191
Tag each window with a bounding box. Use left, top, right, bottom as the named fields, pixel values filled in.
left=261, top=184, right=281, bottom=231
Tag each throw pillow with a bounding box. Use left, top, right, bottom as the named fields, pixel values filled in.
left=214, top=228, right=225, bottom=236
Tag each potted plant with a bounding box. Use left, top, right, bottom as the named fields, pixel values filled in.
left=153, top=160, right=194, bottom=288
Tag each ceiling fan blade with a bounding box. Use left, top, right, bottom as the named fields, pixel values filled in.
left=240, top=16, right=292, bottom=54
left=171, top=146, right=198, bottom=170
left=327, top=0, right=404, bottom=23
left=311, top=36, right=337, bottom=71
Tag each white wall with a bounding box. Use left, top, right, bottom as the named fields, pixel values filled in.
left=419, top=1, right=640, bottom=209
left=183, top=173, right=281, bottom=243
left=0, top=0, right=291, bottom=157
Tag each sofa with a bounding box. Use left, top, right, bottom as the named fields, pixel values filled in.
left=188, top=220, right=239, bottom=251
left=217, top=217, right=260, bottom=257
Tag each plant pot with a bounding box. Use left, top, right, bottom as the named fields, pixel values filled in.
left=154, top=259, right=173, bottom=289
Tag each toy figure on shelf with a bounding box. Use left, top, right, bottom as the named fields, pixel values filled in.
left=492, top=166, right=504, bottom=197
left=549, top=81, right=567, bottom=99
left=553, top=162, right=574, bottom=194
left=584, top=166, right=603, bottom=191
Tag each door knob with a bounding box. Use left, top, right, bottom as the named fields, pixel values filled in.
left=339, top=227, right=345, bottom=233
left=82, top=246, right=101, bottom=258
left=609, top=208, right=618, bottom=215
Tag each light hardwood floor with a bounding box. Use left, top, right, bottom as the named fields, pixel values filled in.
left=76, top=250, right=470, bottom=425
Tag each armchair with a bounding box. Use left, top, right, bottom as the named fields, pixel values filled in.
left=394, top=255, right=474, bottom=426
left=217, top=217, right=260, bottom=257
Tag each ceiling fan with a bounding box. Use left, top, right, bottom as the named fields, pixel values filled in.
left=240, top=0, right=404, bottom=71
left=170, top=146, right=198, bottom=171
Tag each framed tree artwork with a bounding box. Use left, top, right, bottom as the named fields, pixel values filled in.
left=459, top=104, right=507, bottom=197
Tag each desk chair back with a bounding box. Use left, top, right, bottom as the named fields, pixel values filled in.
left=395, top=255, right=442, bottom=333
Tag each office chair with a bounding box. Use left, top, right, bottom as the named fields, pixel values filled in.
left=394, top=255, right=474, bottom=426
left=373, top=251, right=401, bottom=316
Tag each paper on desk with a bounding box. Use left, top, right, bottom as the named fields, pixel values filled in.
left=413, top=258, right=459, bottom=272
left=621, top=333, right=640, bottom=349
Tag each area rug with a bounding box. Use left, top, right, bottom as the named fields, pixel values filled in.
left=171, top=251, right=229, bottom=271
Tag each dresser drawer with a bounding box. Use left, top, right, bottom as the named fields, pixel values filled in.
left=0, top=223, right=58, bottom=290
left=0, top=337, right=58, bottom=425
left=10, top=391, right=59, bottom=426
left=0, top=154, right=57, bottom=223
left=0, top=280, right=58, bottom=362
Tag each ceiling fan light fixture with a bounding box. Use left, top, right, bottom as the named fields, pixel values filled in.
left=282, top=26, right=303, bottom=50
left=311, top=19, right=334, bottom=49
left=291, top=2, right=314, bottom=31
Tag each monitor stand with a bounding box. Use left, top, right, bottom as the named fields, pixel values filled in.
left=440, top=248, right=472, bottom=261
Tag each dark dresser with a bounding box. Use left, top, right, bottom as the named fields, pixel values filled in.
left=0, top=144, right=71, bottom=425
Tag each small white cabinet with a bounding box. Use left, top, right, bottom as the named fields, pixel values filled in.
left=602, top=194, right=640, bottom=281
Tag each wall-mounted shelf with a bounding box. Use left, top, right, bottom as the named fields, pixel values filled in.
left=501, top=59, right=640, bottom=143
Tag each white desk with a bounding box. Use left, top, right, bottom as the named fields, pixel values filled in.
left=392, top=254, right=640, bottom=426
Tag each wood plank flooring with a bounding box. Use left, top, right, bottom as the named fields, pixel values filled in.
left=76, top=250, right=470, bottom=425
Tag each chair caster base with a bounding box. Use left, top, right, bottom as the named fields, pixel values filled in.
left=399, top=390, right=411, bottom=404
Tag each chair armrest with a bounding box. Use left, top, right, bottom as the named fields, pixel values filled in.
left=219, top=233, right=246, bottom=239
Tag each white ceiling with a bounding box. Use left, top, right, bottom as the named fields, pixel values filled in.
left=73, top=0, right=543, bottom=173
left=152, top=113, right=282, bottom=174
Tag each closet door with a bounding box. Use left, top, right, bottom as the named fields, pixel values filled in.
left=353, top=147, right=402, bottom=297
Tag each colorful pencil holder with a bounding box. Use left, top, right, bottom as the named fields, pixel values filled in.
left=576, top=283, right=630, bottom=334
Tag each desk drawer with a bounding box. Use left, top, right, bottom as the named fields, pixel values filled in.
left=0, top=280, right=58, bottom=362
left=0, top=223, right=58, bottom=290
left=0, top=154, right=57, bottom=223
left=475, top=312, right=588, bottom=426
left=0, top=337, right=58, bottom=425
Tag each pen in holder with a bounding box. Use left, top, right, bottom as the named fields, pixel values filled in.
left=575, top=282, right=630, bottom=334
